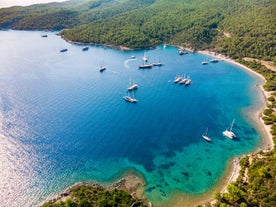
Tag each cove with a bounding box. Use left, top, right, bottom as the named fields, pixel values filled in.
left=0, top=30, right=265, bottom=206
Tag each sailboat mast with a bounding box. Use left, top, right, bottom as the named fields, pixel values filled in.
left=230, top=119, right=235, bottom=132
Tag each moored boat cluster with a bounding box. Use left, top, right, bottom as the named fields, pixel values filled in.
left=174, top=74, right=192, bottom=86
left=202, top=119, right=237, bottom=143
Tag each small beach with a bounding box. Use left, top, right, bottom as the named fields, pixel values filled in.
left=198, top=50, right=274, bottom=149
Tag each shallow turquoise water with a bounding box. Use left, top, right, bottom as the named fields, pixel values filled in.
left=0, top=30, right=264, bottom=206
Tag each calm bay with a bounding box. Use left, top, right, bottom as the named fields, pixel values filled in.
left=0, top=30, right=265, bottom=206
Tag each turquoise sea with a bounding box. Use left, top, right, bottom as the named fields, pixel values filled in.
left=0, top=30, right=265, bottom=206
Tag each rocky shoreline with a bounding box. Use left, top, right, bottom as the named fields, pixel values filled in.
left=40, top=173, right=149, bottom=207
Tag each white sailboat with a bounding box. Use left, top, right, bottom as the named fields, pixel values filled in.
left=179, top=74, right=187, bottom=84
left=127, top=77, right=138, bottom=91
left=99, top=61, right=106, bottom=72
left=202, top=128, right=211, bottom=142
left=210, top=58, right=219, bottom=63
left=201, top=58, right=208, bottom=65
left=139, top=53, right=152, bottom=68
left=185, top=78, right=192, bottom=86
left=123, top=92, right=137, bottom=103
left=142, top=53, right=148, bottom=62
left=82, top=46, right=89, bottom=51
left=174, top=74, right=182, bottom=83
left=223, top=119, right=236, bottom=139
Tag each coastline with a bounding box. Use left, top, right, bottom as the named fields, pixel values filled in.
left=164, top=49, right=274, bottom=207
left=197, top=50, right=274, bottom=150
left=38, top=39, right=274, bottom=206
left=39, top=170, right=148, bottom=207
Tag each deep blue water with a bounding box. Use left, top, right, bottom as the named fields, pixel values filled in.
left=0, top=30, right=264, bottom=206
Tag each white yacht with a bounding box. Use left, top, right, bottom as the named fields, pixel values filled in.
left=202, top=128, right=211, bottom=142
left=99, top=66, right=106, bottom=72
left=223, top=119, right=236, bottom=139
left=174, top=74, right=182, bottom=83
left=210, top=58, right=219, bottom=63
left=99, top=62, right=106, bottom=72
left=82, top=46, right=89, bottom=51
left=123, top=95, right=137, bottom=103
left=127, top=77, right=138, bottom=91
left=139, top=63, right=153, bottom=69
left=179, top=76, right=187, bottom=84
left=142, top=53, right=148, bottom=62
left=185, top=79, right=192, bottom=86
left=153, top=61, right=163, bottom=66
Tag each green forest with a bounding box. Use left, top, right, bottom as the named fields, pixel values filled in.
left=0, top=0, right=275, bottom=62
left=42, top=184, right=147, bottom=207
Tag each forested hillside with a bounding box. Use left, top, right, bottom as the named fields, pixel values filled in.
left=0, top=0, right=275, bottom=62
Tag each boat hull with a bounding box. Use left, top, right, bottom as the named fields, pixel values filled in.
left=139, top=64, right=152, bottom=69
left=223, top=130, right=236, bottom=139
left=123, top=96, right=137, bottom=103
left=202, top=135, right=211, bottom=142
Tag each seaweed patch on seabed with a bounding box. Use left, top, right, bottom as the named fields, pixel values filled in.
left=173, top=178, right=180, bottom=183
left=157, top=170, right=164, bottom=177
left=181, top=171, right=189, bottom=178
left=161, top=150, right=176, bottom=158
left=146, top=186, right=156, bottom=192
left=203, top=168, right=212, bottom=176
left=159, top=162, right=175, bottom=170
left=159, top=189, right=167, bottom=197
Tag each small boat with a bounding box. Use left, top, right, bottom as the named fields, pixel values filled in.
left=223, top=119, right=236, bottom=139
left=210, top=58, right=219, bottom=63
left=139, top=63, right=153, bottom=69
left=60, top=48, right=68, bottom=52
left=142, top=53, right=148, bottom=62
left=41, top=34, right=48, bottom=38
left=123, top=94, right=137, bottom=103
left=179, top=76, right=187, bottom=85
left=174, top=74, right=182, bottom=83
left=99, top=61, right=106, bottom=72
left=82, top=46, right=89, bottom=51
left=163, top=43, right=167, bottom=48
left=178, top=49, right=188, bottom=55
left=185, top=78, right=192, bottom=86
left=131, top=55, right=136, bottom=59
left=201, top=61, right=208, bottom=65
left=127, top=77, right=138, bottom=91
left=202, top=128, right=211, bottom=142
left=153, top=61, right=163, bottom=66
left=139, top=53, right=152, bottom=68
left=99, top=66, right=106, bottom=72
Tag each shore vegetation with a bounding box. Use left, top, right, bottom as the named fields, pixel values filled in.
left=41, top=183, right=147, bottom=207
left=0, top=0, right=275, bottom=63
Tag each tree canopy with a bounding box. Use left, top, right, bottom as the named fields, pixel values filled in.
left=0, top=0, right=275, bottom=62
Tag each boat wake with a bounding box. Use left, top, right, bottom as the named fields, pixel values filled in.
left=124, top=59, right=136, bottom=68
left=109, top=70, right=119, bottom=74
